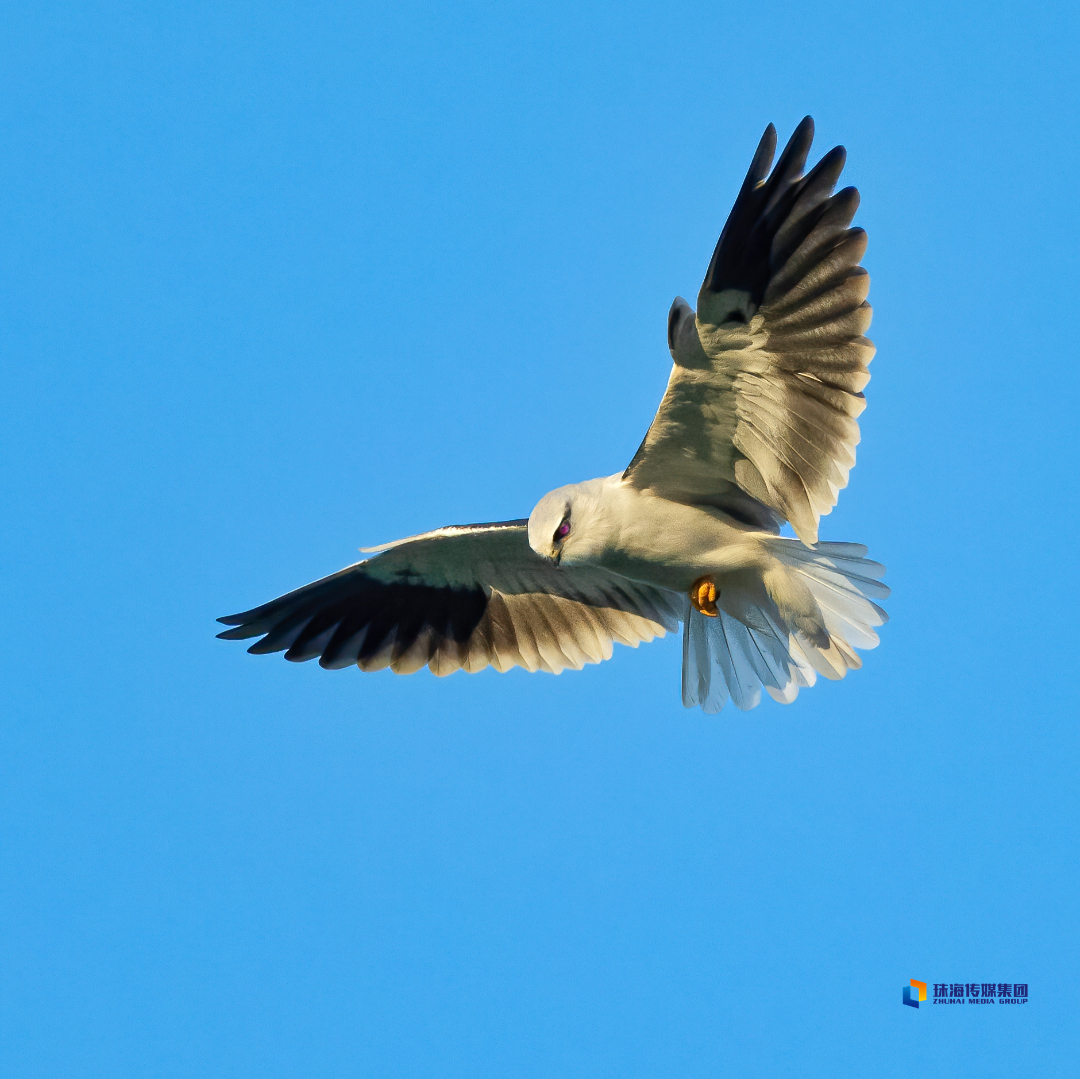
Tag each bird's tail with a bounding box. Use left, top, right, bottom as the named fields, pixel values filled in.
left=681, top=540, right=889, bottom=713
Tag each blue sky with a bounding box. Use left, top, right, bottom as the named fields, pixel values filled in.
left=2, top=1, right=1077, bottom=1075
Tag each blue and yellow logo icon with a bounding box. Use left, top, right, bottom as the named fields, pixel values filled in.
left=903, top=979, right=927, bottom=1008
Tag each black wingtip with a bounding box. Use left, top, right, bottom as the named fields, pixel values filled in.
left=786, top=115, right=816, bottom=166
left=216, top=624, right=261, bottom=641
left=761, top=117, right=814, bottom=182
left=803, top=144, right=847, bottom=189
left=823, top=144, right=847, bottom=167
left=749, top=123, right=778, bottom=185
left=761, top=117, right=817, bottom=214
left=701, top=116, right=854, bottom=304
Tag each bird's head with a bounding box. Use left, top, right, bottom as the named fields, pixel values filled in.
left=527, top=485, right=575, bottom=565
left=527, top=479, right=610, bottom=566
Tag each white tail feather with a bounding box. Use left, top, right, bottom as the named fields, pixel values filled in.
left=681, top=539, right=889, bottom=713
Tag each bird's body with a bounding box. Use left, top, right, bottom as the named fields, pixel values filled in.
left=531, top=476, right=772, bottom=591
left=218, top=117, right=889, bottom=712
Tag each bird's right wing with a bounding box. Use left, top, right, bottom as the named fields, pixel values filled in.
left=623, top=117, right=874, bottom=544
left=217, top=520, right=683, bottom=676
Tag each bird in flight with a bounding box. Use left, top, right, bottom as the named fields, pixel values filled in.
left=218, top=117, right=888, bottom=712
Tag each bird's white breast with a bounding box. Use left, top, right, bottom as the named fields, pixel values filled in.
left=567, top=477, right=772, bottom=592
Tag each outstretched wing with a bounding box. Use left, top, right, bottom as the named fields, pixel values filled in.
left=623, top=116, right=874, bottom=544
left=217, top=520, right=683, bottom=676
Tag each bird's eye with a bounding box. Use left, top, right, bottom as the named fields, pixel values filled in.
left=554, top=519, right=571, bottom=542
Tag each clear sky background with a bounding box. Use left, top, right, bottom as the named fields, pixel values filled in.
left=2, top=1, right=1077, bottom=1076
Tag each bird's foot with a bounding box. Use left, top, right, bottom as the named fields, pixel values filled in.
left=690, top=575, right=719, bottom=617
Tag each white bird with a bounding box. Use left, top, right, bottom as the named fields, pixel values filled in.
left=218, top=117, right=889, bottom=713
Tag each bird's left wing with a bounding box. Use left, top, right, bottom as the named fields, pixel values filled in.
left=623, top=116, right=874, bottom=544
left=217, top=520, right=683, bottom=676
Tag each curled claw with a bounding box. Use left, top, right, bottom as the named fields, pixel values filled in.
left=690, top=576, right=719, bottom=617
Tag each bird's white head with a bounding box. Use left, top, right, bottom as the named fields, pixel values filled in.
left=527, top=478, right=612, bottom=566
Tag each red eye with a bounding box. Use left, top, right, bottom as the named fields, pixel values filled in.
left=555, top=520, right=571, bottom=540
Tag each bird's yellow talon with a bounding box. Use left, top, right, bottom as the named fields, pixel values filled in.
left=690, top=575, right=719, bottom=617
